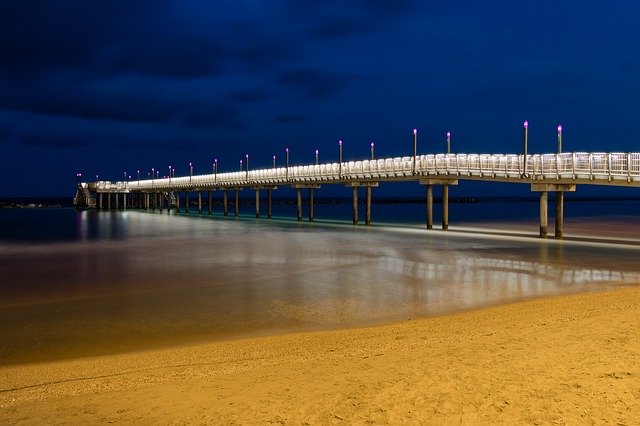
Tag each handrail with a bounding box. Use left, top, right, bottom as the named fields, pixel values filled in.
left=90, top=152, right=640, bottom=191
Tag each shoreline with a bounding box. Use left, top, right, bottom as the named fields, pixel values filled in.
left=2, top=285, right=639, bottom=423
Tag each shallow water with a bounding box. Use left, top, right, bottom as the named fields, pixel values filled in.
left=1, top=202, right=639, bottom=365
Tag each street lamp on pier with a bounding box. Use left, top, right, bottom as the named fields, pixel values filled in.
left=245, top=154, right=249, bottom=180
left=523, top=120, right=529, bottom=177
left=338, top=139, right=343, bottom=176
left=446, top=131, right=451, bottom=154
left=285, top=148, right=289, bottom=179
left=412, top=128, right=417, bottom=174
left=557, top=125, right=563, bottom=153
left=272, top=155, right=276, bottom=168
left=315, top=148, right=319, bottom=165
left=214, top=158, right=218, bottom=183
left=370, top=141, right=374, bottom=160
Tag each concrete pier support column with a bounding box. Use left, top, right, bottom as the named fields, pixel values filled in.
left=267, top=189, right=273, bottom=219
left=296, top=189, right=302, bottom=221
left=555, top=191, right=564, bottom=239
left=234, top=190, right=239, bottom=216
left=198, top=192, right=202, bottom=213
left=352, top=187, right=358, bottom=225
left=442, top=184, right=449, bottom=230
left=159, top=193, right=163, bottom=212
left=309, top=189, right=315, bottom=222
left=123, top=193, right=127, bottom=210
left=99, top=193, right=103, bottom=210
left=185, top=191, right=190, bottom=213
left=426, top=185, right=434, bottom=229
left=176, top=192, right=180, bottom=212
left=152, top=192, right=156, bottom=211
left=208, top=191, right=212, bottom=214
left=223, top=191, right=228, bottom=216
left=143, top=193, right=148, bottom=210
left=531, top=184, right=575, bottom=240
left=539, top=191, right=548, bottom=238
left=365, top=186, right=372, bottom=226
left=255, top=189, right=260, bottom=218
left=108, top=193, right=112, bottom=210
left=420, top=179, right=458, bottom=231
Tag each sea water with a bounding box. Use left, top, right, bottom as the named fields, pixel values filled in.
left=1, top=199, right=639, bottom=365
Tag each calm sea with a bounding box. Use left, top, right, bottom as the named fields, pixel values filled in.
left=1, top=198, right=639, bottom=365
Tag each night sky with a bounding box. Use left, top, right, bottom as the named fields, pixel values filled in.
left=1, top=1, right=639, bottom=197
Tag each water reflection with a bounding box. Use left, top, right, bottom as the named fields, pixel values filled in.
left=0, top=211, right=638, bottom=365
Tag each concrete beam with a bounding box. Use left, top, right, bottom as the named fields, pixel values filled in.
left=419, top=178, right=459, bottom=186
left=531, top=183, right=576, bottom=192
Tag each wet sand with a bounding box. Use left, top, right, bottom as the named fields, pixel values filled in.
left=2, top=285, right=639, bottom=424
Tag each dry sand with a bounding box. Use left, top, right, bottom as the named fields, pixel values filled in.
left=1, top=286, right=639, bottom=424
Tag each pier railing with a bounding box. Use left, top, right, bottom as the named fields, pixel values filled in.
left=93, top=152, right=640, bottom=191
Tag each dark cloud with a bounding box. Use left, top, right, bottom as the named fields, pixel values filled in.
left=311, top=17, right=375, bottom=39
left=229, top=87, right=273, bottom=103
left=180, top=105, right=246, bottom=130
left=272, top=113, right=311, bottom=124
left=276, top=69, right=358, bottom=99
left=20, top=133, right=92, bottom=149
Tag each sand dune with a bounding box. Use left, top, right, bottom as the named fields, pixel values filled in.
left=2, top=286, right=639, bottom=424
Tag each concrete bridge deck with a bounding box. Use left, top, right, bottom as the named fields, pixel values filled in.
left=75, top=152, right=640, bottom=239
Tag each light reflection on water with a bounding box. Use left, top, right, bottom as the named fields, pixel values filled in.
left=0, top=209, right=639, bottom=365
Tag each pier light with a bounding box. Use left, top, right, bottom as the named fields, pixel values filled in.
left=557, top=124, right=563, bottom=153
left=272, top=154, right=276, bottom=168
left=240, top=159, right=243, bottom=171
left=370, top=141, right=375, bottom=160
left=446, top=131, right=451, bottom=154
left=285, top=148, right=289, bottom=179
left=338, top=139, right=343, bottom=176
left=523, top=120, right=529, bottom=177
left=96, top=174, right=98, bottom=181
left=152, top=167, right=155, bottom=179
left=412, top=128, right=417, bottom=174
left=315, top=148, right=319, bottom=165
left=214, top=158, right=218, bottom=183
left=137, top=170, right=140, bottom=187
left=245, top=154, right=249, bottom=179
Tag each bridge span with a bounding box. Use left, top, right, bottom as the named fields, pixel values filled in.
left=75, top=151, right=640, bottom=239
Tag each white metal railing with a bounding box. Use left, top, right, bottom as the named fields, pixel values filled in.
left=91, top=152, right=640, bottom=191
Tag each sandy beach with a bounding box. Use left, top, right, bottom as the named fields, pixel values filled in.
left=1, top=285, right=639, bottom=424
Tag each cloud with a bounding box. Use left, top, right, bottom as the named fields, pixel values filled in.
left=276, top=69, right=358, bottom=99
left=311, top=17, right=375, bottom=39
left=272, top=113, right=311, bottom=124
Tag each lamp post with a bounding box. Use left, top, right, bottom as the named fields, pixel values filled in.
left=151, top=168, right=155, bottom=188
left=413, top=128, right=417, bottom=174
left=169, top=166, right=172, bottom=184
left=557, top=125, right=563, bottom=154
left=189, top=162, right=193, bottom=185
left=240, top=159, right=243, bottom=171
left=370, top=141, right=374, bottom=160
left=214, top=158, right=218, bottom=184
left=272, top=155, right=276, bottom=168
left=315, top=148, right=319, bottom=165
left=245, top=154, right=249, bottom=180
left=523, top=120, right=529, bottom=177
left=137, top=170, right=140, bottom=187
left=338, top=139, right=343, bottom=176
left=285, top=148, right=289, bottom=179
left=446, top=131, right=451, bottom=154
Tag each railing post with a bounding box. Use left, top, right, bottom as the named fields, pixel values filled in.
left=589, top=152, right=593, bottom=180
left=628, top=153, right=632, bottom=183
left=608, top=153, right=613, bottom=182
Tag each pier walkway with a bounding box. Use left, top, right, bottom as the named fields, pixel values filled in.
left=75, top=152, right=640, bottom=239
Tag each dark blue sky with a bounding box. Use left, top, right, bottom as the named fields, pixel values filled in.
left=1, top=1, right=639, bottom=197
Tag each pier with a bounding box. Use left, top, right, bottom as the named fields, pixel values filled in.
left=75, top=151, right=640, bottom=239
